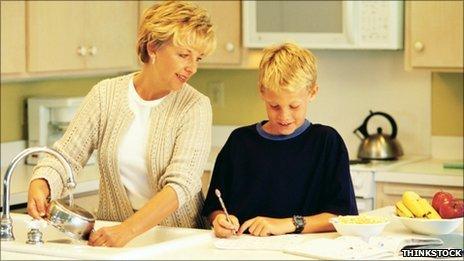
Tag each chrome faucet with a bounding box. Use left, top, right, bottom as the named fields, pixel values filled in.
left=1, top=147, right=76, bottom=241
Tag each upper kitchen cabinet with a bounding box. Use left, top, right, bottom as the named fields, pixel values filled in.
left=1, top=1, right=26, bottom=75
left=405, top=1, right=463, bottom=72
left=27, top=1, right=139, bottom=73
left=139, top=1, right=241, bottom=66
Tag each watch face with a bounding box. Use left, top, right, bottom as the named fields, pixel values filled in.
left=293, top=215, right=305, bottom=233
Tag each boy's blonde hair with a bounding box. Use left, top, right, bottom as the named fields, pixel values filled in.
left=137, top=1, right=216, bottom=63
left=259, top=43, right=317, bottom=93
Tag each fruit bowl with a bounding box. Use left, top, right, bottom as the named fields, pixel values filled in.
left=394, top=215, right=463, bottom=235
left=329, top=215, right=390, bottom=239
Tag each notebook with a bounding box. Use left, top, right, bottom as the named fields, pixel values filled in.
left=283, top=235, right=444, bottom=260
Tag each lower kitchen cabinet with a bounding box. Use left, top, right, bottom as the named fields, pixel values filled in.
left=72, top=191, right=99, bottom=216
left=201, top=171, right=212, bottom=198
left=9, top=191, right=99, bottom=216
left=376, top=182, right=463, bottom=208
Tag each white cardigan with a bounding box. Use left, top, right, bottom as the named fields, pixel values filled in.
left=31, top=72, right=212, bottom=228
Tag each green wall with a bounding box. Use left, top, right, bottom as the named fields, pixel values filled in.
left=190, top=69, right=266, bottom=125
left=1, top=70, right=462, bottom=142
left=1, top=76, right=106, bottom=142
left=431, top=73, right=463, bottom=136
left=0, top=70, right=265, bottom=142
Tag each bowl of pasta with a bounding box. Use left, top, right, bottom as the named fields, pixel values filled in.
left=329, top=215, right=390, bottom=239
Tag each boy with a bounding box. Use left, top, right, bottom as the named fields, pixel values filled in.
left=202, top=43, right=358, bottom=238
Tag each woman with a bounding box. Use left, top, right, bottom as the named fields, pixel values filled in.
left=27, top=1, right=216, bottom=247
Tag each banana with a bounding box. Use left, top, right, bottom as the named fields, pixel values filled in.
left=402, top=191, right=428, bottom=218
left=395, top=201, right=414, bottom=218
left=418, top=198, right=442, bottom=219
left=396, top=206, right=410, bottom=218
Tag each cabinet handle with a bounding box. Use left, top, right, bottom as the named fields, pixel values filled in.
left=76, top=46, right=88, bottom=56
left=88, top=46, right=98, bottom=56
left=413, top=41, right=424, bottom=52
left=225, top=42, right=235, bottom=52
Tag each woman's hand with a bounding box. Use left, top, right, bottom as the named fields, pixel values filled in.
left=27, top=179, right=51, bottom=219
left=212, top=213, right=240, bottom=238
left=238, top=217, right=294, bottom=236
left=88, top=224, right=135, bottom=247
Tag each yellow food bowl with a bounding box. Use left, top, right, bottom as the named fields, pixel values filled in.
left=329, top=215, right=390, bottom=239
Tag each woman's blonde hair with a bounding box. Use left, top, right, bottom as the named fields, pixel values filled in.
left=137, top=1, right=216, bottom=63
left=258, top=43, right=317, bottom=93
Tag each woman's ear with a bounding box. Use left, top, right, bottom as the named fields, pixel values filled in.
left=147, top=42, right=163, bottom=64
left=147, top=41, right=162, bottom=56
left=308, top=84, right=319, bottom=102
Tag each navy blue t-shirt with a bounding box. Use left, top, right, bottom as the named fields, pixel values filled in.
left=202, top=120, right=358, bottom=224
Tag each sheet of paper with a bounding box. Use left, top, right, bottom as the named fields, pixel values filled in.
left=213, top=234, right=306, bottom=251
left=284, top=236, right=393, bottom=260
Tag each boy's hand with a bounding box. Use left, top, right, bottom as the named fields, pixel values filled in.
left=238, top=217, right=294, bottom=236
left=212, top=213, right=240, bottom=238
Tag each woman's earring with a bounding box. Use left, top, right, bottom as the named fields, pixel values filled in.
left=151, top=56, right=155, bottom=65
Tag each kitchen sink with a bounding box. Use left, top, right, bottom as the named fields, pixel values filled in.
left=1, top=213, right=211, bottom=259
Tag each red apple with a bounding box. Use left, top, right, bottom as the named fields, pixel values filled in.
left=439, top=199, right=464, bottom=219
left=432, top=191, right=454, bottom=211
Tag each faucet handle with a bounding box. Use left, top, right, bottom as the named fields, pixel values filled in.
left=26, top=219, right=47, bottom=245
left=26, top=219, right=47, bottom=230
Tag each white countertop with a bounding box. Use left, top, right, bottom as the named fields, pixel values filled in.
left=375, top=158, right=464, bottom=186
left=2, top=206, right=462, bottom=260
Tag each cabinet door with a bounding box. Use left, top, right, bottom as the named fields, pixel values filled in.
left=406, top=2, right=463, bottom=71
left=28, top=1, right=86, bottom=72
left=139, top=1, right=241, bottom=65
left=84, top=1, right=139, bottom=70
left=201, top=170, right=212, bottom=198
left=196, top=1, right=241, bottom=65
left=376, top=182, right=463, bottom=208
left=73, top=191, right=99, bottom=215
left=1, top=1, right=26, bottom=74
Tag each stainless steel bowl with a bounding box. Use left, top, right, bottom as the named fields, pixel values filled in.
left=46, top=199, right=96, bottom=241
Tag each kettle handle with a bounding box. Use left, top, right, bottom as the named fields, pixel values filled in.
left=356, top=111, right=398, bottom=139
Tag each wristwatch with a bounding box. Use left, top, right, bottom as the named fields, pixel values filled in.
left=292, top=215, right=306, bottom=234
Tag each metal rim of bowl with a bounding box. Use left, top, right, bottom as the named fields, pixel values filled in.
left=52, top=199, right=96, bottom=222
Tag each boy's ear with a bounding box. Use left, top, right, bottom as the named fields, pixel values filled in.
left=258, top=87, right=266, bottom=100
left=308, top=84, right=319, bottom=102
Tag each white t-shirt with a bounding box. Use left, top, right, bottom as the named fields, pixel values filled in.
left=118, top=80, right=165, bottom=210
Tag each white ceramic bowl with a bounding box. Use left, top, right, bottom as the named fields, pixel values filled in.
left=395, top=215, right=463, bottom=235
left=329, top=216, right=390, bottom=239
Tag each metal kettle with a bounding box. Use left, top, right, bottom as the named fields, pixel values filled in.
left=354, top=111, right=403, bottom=160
